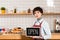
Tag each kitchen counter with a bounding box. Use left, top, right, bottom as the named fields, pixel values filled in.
left=21, top=33, right=60, bottom=40
left=51, top=33, right=60, bottom=39
left=0, top=34, right=21, bottom=39
left=22, top=33, right=60, bottom=40
left=0, top=33, right=31, bottom=40
left=0, top=33, right=60, bottom=40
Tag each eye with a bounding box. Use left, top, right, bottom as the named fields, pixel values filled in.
left=37, top=11, right=40, bottom=13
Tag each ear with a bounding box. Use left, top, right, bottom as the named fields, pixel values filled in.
left=41, top=13, right=42, bottom=16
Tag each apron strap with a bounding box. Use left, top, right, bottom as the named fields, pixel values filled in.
left=39, top=21, right=43, bottom=28
left=33, top=21, right=43, bottom=27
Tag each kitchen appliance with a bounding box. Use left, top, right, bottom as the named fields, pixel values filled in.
left=55, top=19, right=60, bottom=33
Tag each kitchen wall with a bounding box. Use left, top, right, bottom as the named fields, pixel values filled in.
left=0, top=15, right=60, bottom=32
left=0, top=0, right=60, bottom=12
left=0, top=0, right=60, bottom=32
left=0, top=15, right=35, bottom=30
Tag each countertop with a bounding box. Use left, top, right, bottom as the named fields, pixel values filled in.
left=51, top=33, right=60, bottom=39
left=0, top=34, right=21, bottom=39
left=0, top=33, right=60, bottom=40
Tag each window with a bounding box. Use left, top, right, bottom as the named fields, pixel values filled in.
left=46, top=0, right=54, bottom=7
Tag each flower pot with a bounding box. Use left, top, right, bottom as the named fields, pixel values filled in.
left=1, top=10, right=6, bottom=14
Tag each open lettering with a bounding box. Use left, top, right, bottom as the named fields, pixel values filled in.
left=28, top=29, right=38, bottom=34
left=27, top=28, right=40, bottom=36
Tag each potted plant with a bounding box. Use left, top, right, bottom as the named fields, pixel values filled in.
left=1, top=7, right=6, bottom=14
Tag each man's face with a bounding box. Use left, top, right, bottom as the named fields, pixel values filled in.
left=34, top=11, right=42, bottom=19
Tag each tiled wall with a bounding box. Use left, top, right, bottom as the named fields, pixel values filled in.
left=0, top=15, right=60, bottom=32
left=0, top=0, right=46, bottom=11
left=0, top=0, right=60, bottom=12
left=0, top=15, right=35, bottom=29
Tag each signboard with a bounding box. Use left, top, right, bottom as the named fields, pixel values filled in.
left=26, top=28, right=40, bottom=36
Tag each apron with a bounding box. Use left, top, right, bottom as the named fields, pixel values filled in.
left=32, top=21, right=44, bottom=40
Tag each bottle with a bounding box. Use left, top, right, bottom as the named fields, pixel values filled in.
left=14, top=8, right=16, bottom=13
left=28, top=8, right=31, bottom=13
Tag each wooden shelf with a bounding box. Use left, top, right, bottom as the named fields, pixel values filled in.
left=0, top=13, right=32, bottom=15
left=43, top=12, right=60, bottom=15
left=0, top=12, right=60, bottom=15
